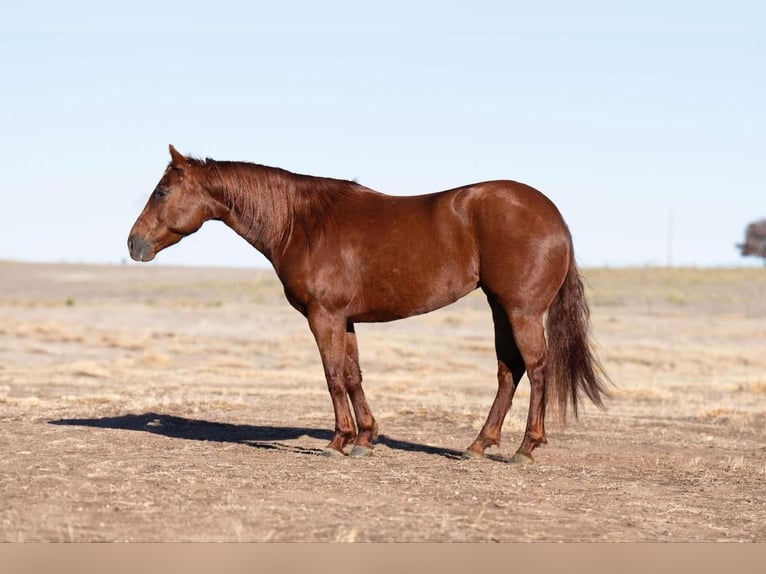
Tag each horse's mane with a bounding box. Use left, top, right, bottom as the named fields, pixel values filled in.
left=193, top=157, right=371, bottom=249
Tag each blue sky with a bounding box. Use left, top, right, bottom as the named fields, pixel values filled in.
left=1, top=1, right=764, bottom=268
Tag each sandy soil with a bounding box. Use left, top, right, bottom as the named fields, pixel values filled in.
left=0, top=261, right=764, bottom=542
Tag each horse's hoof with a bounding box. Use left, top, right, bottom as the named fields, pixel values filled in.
left=508, top=452, right=534, bottom=465
left=349, top=445, right=373, bottom=458
left=462, top=449, right=484, bottom=460
left=321, top=447, right=345, bottom=458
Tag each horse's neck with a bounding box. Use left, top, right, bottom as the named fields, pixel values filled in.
left=208, top=163, right=295, bottom=262
left=207, top=162, right=363, bottom=265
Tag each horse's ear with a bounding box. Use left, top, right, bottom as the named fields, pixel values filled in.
left=168, top=144, right=187, bottom=167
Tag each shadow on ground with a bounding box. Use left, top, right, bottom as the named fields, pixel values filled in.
left=49, top=413, right=466, bottom=459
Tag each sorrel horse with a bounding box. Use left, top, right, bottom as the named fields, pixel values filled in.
left=128, top=145, right=610, bottom=463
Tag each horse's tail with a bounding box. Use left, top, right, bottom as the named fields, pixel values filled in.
left=545, top=250, right=611, bottom=421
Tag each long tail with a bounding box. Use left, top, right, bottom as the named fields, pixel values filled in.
left=545, top=254, right=611, bottom=420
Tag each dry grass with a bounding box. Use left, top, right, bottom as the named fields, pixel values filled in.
left=583, top=266, right=766, bottom=317
left=737, top=380, right=766, bottom=394
left=0, top=262, right=764, bottom=542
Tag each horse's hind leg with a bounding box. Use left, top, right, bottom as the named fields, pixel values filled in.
left=507, top=310, right=549, bottom=464
left=344, top=324, right=379, bottom=457
left=464, top=293, right=526, bottom=459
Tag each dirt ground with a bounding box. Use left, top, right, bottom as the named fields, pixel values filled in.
left=0, top=261, right=764, bottom=542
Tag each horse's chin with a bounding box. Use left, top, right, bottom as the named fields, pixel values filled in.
left=135, top=252, right=156, bottom=262
left=128, top=250, right=155, bottom=262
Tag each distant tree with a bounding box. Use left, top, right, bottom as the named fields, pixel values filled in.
left=738, top=219, right=766, bottom=264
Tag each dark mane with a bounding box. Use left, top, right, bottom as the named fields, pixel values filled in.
left=197, top=158, right=372, bottom=249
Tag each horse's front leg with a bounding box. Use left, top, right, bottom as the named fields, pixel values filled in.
left=308, top=307, right=357, bottom=456
left=344, top=324, right=378, bottom=458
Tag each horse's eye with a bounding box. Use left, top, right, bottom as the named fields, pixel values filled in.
left=154, top=188, right=169, bottom=199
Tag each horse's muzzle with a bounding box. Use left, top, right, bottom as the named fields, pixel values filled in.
left=127, top=234, right=155, bottom=262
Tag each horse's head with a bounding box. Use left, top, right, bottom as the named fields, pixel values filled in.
left=128, top=145, right=216, bottom=262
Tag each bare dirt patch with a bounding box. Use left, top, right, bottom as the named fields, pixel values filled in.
left=1, top=262, right=764, bottom=541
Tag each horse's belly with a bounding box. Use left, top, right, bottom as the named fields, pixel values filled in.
left=349, top=260, right=479, bottom=323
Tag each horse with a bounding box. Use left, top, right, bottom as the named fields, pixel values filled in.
left=128, top=145, right=610, bottom=463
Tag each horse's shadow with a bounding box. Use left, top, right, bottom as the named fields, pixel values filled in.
left=48, top=413, right=466, bottom=460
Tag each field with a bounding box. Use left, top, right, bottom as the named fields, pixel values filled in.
left=1, top=261, right=764, bottom=542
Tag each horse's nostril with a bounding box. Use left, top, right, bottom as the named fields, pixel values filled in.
left=128, top=237, right=134, bottom=252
